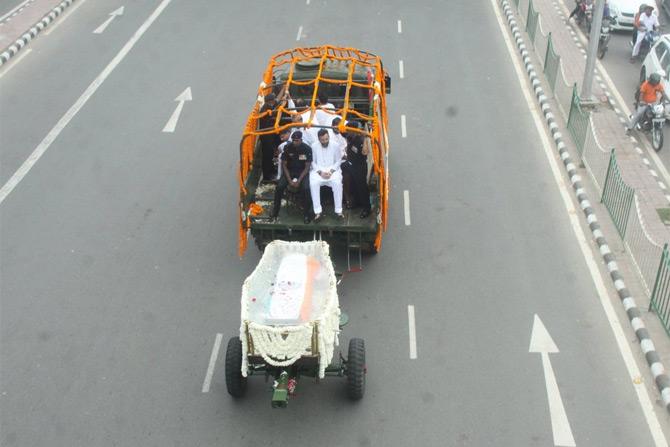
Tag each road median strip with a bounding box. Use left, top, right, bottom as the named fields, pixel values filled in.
left=0, top=0, right=77, bottom=67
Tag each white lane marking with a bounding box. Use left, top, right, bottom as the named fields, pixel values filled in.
left=162, top=87, right=192, bottom=133
left=399, top=59, right=404, bottom=79
left=403, top=189, right=411, bottom=226
left=401, top=114, right=407, bottom=138
left=0, top=0, right=30, bottom=22
left=0, top=0, right=173, bottom=205
left=397, top=19, right=402, bottom=33
left=296, top=25, right=303, bottom=41
left=0, top=48, right=31, bottom=78
left=490, top=1, right=667, bottom=444
left=530, top=315, right=576, bottom=447
left=306, top=0, right=310, bottom=4
left=45, top=0, right=89, bottom=35
left=93, top=6, right=124, bottom=34
left=407, top=305, right=417, bottom=359
left=202, top=333, right=223, bottom=393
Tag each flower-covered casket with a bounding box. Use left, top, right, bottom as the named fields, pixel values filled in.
left=240, top=241, right=340, bottom=378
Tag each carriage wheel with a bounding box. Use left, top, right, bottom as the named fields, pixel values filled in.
left=225, top=337, right=247, bottom=397
left=346, top=338, right=366, bottom=400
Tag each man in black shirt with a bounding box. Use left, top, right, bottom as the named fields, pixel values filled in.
left=271, top=131, right=313, bottom=223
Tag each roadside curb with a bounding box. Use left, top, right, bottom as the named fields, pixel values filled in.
left=0, top=0, right=76, bottom=67
left=500, top=0, right=670, bottom=412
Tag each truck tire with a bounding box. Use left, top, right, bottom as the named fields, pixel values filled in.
left=346, top=338, right=366, bottom=400
left=225, top=336, right=247, bottom=397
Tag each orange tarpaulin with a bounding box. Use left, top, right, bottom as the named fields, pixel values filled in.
left=238, top=46, right=390, bottom=256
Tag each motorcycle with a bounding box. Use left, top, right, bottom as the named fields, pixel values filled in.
left=635, top=25, right=660, bottom=60
left=597, top=17, right=611, bottom=59
left=634, top=100, right=668, bottom=151
left=576, top=1, right=593, bottom=29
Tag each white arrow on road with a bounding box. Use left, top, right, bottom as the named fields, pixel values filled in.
left=529, top=314, right=576, bottom=447
left=93, top=6, right=124, bottom=34
left=162, top=87, right=192, bottom=133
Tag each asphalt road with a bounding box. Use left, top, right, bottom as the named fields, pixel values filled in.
left=1, top=0, right=668, bottom=446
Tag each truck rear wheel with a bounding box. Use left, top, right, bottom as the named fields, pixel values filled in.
left=346, top=338, right=366, bottom=400
left=225, top=336, right=247, bottom=397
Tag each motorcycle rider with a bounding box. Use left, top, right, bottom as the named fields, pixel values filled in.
left=631, top=4, right=648, bottom=48
left=631, top=4, right=660, bottom=63
left=568, top=0, right=593, bottom=23
left=626, top=72, right=669, bottom=134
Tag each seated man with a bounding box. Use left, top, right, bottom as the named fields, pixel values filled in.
left=274, top=128, right=292, bottom=180
left=271, top=131, right=313, bottom=224
left=310, top=129, right=344, bottom=222
left=341, top=122, right=371, bottom=218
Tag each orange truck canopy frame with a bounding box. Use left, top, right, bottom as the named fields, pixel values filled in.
left=238, top=46, right=390, bottom=256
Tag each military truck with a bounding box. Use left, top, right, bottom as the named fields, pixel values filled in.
left=238, top=46, right=391, bottom=265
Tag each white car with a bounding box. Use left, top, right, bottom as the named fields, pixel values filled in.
left=609, top=0, right=654, bottom=31
left=640, top=34, right=670, bottom=89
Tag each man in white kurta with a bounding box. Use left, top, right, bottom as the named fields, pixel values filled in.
left=310, top=129, right=344, bottom=219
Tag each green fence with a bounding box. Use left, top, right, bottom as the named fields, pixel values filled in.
left=566, top=84, right=590, bottom=155
left=543, top=33, right=560, bottom=91
left=601, top=149, right=635, bottom=239
left=526, top=0, right=539, bottom=42
left=650, top=244, right=670, bottom=337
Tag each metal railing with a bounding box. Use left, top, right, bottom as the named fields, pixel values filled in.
left=566, top=84, right=590, bottom=156
left=626, top=196, right=665, bottom=295
left=601, top=150, right=635, bottom=239
left=534, top=16, right=549, bottom=67
left=651, top=244, right=670, bottom=337
left=581, top=114, right=611, bottom=194
left=519, top=0, right=530, bottom=25
left=526, top=0, right=539, bottom=42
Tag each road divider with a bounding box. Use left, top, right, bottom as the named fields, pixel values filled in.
left=44, top=0, right=88, bottom=36
left=0, top=0, right=77, bottom=67
left=0, top=48, right=31, bottom=78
